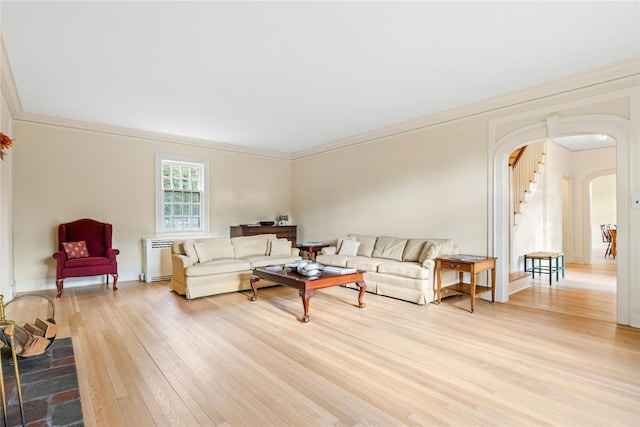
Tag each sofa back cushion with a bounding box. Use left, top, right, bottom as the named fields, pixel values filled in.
left=424, top=238, right=454, bottom=255
left=349, top=234, right=378, bottom=257
left=372, top=236, right=408, bottom=261
left=269, top=238, right=292, bottom=256
left=194, top=242, right=214, bottom=263
left=231, top=234, right=276, bottom=258
left=418, top=240, right=442, bottom=263
left=403, top=239, right=428, bottom=262
left=402, top=238, right=456, bottom=261
left=197, top=237, right=235, bottom=260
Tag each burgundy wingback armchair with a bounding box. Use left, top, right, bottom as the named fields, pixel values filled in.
left=52, top=218, right=119, bottom=298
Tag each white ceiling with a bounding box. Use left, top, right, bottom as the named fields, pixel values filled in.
left=551, top=134, right=616, bottom=152
left=1, top=1, right=638, bottom=153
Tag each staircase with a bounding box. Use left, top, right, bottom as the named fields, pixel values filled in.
left=510, top=140, right=547, bottom=226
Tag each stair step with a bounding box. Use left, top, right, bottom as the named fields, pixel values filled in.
left=509, top=271, right=530, bottom=282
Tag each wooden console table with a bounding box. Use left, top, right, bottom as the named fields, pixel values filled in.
left=436, top=255, right=497, bottom=312
left=230, top=225, right=297, bottom=246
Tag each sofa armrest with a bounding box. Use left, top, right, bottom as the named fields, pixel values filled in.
left=172, top=253, right=193, bottom=268
left=321, top=246, right=337, bottom=255
left=171, top=254, right=193, bottom=283
left=290, top=248, right=300, bottom=256
left=421, top=259, right=435, bottom=270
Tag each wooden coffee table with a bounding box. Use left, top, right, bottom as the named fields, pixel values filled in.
left=250, top=267, right=366, bottom=323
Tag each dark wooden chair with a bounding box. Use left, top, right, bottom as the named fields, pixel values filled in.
left=600, top=224, right=616, bottom=258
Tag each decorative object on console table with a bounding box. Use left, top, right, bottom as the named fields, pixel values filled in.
left=278, top=214, right=289, bottom=226
left=230, top=224, right=297, bottom=246
left=0, top=132, right=14, bottom=160
left=435, top=254, right=496, bottom=313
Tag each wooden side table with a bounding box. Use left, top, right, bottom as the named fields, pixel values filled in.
left=436, top=255, right=497, bottom=312
left=296, top=243, right=329, bottom=261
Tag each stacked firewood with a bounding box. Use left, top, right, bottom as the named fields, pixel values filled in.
left=1, top=318, right=57, bottom=357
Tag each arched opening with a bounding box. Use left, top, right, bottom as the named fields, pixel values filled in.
left=489, top=112, right=632, bottom=325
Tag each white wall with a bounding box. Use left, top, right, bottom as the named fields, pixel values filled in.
left=0, top=31, right=15, bottom=300
left=571, top=146, right=617, bottom=263
left=511, top=144, right=615, bottom=272
left=292, top=63, right=639, bottom=326
left=511, top=141, right=572, bottom=272
left=292, top=119, right=488, bottom=255
left=590, top=174, right=616, bottom=248
left=0, top=89, right=13, bottom=299
left=11, top=121, right=293, bottom=292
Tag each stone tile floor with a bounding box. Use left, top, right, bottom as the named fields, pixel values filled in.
left=1, top=338, right=83, bottom=427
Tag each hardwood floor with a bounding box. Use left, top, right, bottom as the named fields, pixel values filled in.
left=7, top=260, right=638, bottom=426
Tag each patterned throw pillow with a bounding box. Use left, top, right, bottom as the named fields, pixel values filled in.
left=62, top=241, right=90, bottom=259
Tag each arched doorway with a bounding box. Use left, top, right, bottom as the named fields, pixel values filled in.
left=489, top=111, right=632, bottom=326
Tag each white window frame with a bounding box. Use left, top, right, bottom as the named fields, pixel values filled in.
left=155, top=153, right=210, bottom=236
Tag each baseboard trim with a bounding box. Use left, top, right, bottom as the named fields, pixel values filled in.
left=15, top=270, right=141, bottom=294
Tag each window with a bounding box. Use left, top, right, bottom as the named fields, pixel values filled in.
left=156, top=154, right=209, bottom=234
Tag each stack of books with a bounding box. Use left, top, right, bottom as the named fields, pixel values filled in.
left=323, top=266, right=357, bottom=275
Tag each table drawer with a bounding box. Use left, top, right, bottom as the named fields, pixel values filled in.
left=440, top=261, right=472, bottom=272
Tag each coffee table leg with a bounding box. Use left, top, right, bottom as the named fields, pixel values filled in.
left=299, top=289, right=314, bottom=323
left=356, top=281, right=366, bottom=308
left=250, top=275, right=260, bottom=302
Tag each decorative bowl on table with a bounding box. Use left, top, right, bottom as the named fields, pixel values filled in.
left=259, top=221, right=275, bottom=226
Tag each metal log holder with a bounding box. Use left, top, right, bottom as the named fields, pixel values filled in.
left=0, top=295, right=25, bottom=427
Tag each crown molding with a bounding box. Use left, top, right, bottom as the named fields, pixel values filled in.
left=0, top=32, right=24, bottom=119
left=5, top=48, right=638, bottom=162
left=292, top=58, right=640, bottom=160
left=13, top=112, right=293, bottom=160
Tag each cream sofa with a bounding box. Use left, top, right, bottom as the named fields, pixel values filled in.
left=316, top=234, right=458, bottom=305
left=170, top=234, right=301, bottom=300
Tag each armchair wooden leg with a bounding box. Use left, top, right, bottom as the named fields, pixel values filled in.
left=112, top=274, right=118, bottom=291
left=55, top=279, right=63, bottom=298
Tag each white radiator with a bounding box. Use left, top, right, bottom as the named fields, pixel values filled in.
left=142, top=238, right=175, bottom=282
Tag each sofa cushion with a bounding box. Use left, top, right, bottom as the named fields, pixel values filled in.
left=269, top=239, right=291, bottom=256
left=418, top=240, right=441, bottom=263
left=194, top=243, right=213, bottom=263
left=403, top=239, right=428, bottom=262
left=316, top=254, right=353, bottom=267
left=349, top=234, right=378, bottom=257
left=372, top=236, right=408, bottom=261
left=425, top=238, right=454, bottom=255
left=201, top=237, right=235, bottom=259
left=185, top=259, right=250, bottom=276
left=346, top=257, right=386, bottom=272
left=377, top=261, right=430, bottom=280
left=243, top=254, right=301, bottom=268
left=231, top=234, right=276, bottom=258
left=182, top=240, right=199, bottom=264
left=338, top=239, right=360, bottom=256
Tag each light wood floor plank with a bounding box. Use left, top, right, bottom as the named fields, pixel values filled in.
left=9, top=258, right=639, bottom=426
